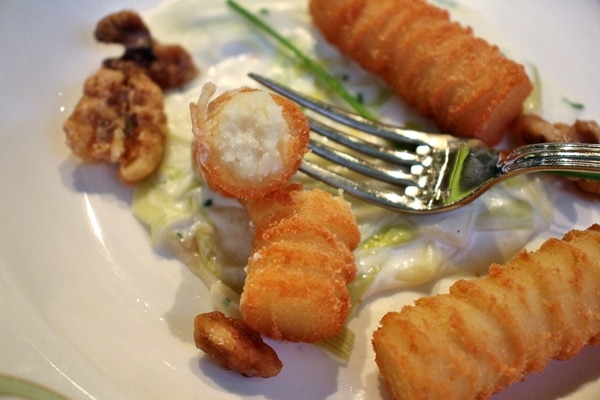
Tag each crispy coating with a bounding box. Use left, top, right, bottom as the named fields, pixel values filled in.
left=372, top=224, right=600, bottom=400
left=194, top=311, right=282, bottom=378
left=309, top=0, right=533, bottom=145
left=512, top=114, right=600, bottom=195
left=95, top=10, right=198, bottom=90
left=245, top=183, right=361, bottom=251
left=190, top=82, right=310, bottom=199
left=63, top=68, right=166, bottom=183
left=253, top=215, right=356, bottom=282
left=240, top=184, right=360, bottom=342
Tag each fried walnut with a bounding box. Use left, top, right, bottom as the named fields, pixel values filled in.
left=95, top=10, right=198, bottom=90
left=64, top=9, right=200, bottom=183
left=512, top=114, right=600, bottom=144
left=512, top=114, right=600, bottom=195
left=63, top=68, right=166, bottom=184
left=194, top=311, right=283, bottom=378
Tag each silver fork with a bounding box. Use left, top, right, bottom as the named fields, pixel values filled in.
left=249, top=73, right=600, bottom=214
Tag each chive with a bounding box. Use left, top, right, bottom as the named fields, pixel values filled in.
left=203, top=199, right=213, bottom=207
left=315, top=327, right=355, bottom=363
left=226, top=0, right=377, bottom=120
left=563, top=97, right=585, bottom=110
left=356, top=92, right=364, bottom=104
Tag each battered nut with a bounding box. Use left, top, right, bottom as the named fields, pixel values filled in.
left=512, top=114, right=600, bottom=195
left=95, top=10, right=198, bottom=90
left=63, top=68, right=167, bottom=183
left=194, top=311, right=283, bottom=378
left=512, top=114, right=600, bottom=144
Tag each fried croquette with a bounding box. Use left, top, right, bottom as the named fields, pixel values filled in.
left=194, top=311, right=282, bottom=378
left=309, top=0, right=533, bottom=145
left=244, top=183, right=361, bottom=251
left=372, top=224, right=600, bottom=400
left=240, top=184, right=360, bottom=343
left=190, top=82, right=310, bottom=199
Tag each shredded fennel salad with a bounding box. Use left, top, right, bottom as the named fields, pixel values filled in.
left=132, top=0, right=580, bottom=359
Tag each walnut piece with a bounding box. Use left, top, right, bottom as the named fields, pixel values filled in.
left=63, top=68, right=166, bottom=184
left=95, top=10, right=198, bottom=90
left=194, top=311, right=283, bottom=378
left=512, top=114, right=600, bottom=195
left=64, top=9, right=199, bottom=183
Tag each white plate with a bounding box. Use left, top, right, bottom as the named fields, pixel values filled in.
left=1, top=0, right=600, bottom=399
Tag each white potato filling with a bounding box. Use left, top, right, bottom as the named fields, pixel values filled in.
left=216, top=91, right=290, bottom=180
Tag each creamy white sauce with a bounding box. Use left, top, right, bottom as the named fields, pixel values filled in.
left=138, top=0, right=569, bottom=303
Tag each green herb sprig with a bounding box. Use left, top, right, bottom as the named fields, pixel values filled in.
left=226, top=0, right=377, bottom=120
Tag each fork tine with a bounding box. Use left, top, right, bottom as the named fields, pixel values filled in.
left=308, top=116, right=420, bottom=165
left=249, top=73, right=429, bottom=147
left=308, top=139, right=419, bottom=186
left=300, top=159, right=419, bottom=211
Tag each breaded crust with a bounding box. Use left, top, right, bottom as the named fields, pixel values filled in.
left=372, top=224, right=600, bottom=400
left=309, top=0, right=533, bottom=145
left=240, top=184, right=360, bottom=342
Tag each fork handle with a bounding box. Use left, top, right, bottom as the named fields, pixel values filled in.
left=501, top=143, right=600, bottom=177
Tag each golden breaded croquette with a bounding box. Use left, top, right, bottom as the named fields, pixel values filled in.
left=190, top=82, right=310, bottom=199
left=254, top=215, right=356, bottom=282
left=240, top=184, right=360, bottom=343
left=241, top=243, right=352, bottom=342
left=194, top=311, right=282, bottom=378
left=372, top=224, right=600, bottom=400
left=309, top=0, right=533, bottom=145
left=244, top=183, right=361, bottom=251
